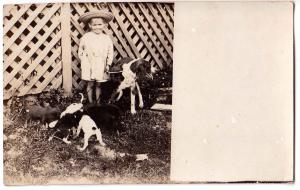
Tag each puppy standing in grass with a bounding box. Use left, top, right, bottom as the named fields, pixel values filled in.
left=75, top=114, right=106, bottom=151
left=78, top=10, right=114, bottom=104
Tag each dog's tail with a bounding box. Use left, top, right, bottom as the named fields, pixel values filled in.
left=79, top=93, right=84, bottom=103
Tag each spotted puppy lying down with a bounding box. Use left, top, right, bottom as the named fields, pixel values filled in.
left=51, top=102, right=121, bottom=151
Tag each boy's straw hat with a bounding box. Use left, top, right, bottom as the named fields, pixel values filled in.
left=79, top=10, right=114, bottom=24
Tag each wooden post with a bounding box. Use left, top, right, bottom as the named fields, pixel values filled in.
left=61, top=3, right=72, bottom=96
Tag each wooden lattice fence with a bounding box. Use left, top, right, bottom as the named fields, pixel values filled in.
left=3, top=2, right=174, bottom=99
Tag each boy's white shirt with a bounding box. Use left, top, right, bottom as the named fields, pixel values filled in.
left=78, top=31, right=113, bottom=82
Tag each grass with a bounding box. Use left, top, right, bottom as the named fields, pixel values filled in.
left=3, top=92, right=171, bottom=185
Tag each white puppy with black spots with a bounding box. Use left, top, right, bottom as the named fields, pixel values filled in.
left=75, top=114, right=106, bottom=151
left=52, top=107, right=107, bottom=151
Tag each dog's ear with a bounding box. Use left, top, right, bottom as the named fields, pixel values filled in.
left=130, top=59, right=150, bottom=73
left=130, top=60, right=141, bottom=73
left=73, top=110, right=83, bottom=119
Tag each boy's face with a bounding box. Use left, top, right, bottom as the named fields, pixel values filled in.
left=89, top=18, right=107, bottom=34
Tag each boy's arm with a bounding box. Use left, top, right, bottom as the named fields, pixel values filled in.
left=78, top=38, right=85, bottom=60
left=78, top=36, right=90, bottom=69
left=106, top=38, right=114, bottom=69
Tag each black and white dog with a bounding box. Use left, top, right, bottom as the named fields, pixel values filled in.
left=109, top=57, right=156, bottom=114
left=48, top=93, right=85, bottom=144
left=50, top=100, right=121, bottom=151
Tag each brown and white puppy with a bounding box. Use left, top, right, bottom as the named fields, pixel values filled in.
left=109, top=57, right=155, bottom=114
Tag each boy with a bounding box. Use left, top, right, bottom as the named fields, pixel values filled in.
left=78, top=10, right=114, bottom=104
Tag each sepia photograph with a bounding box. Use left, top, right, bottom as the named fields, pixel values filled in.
left=3, top=1, right=173, bottom=184
left=2, top=0, right=295, bottom=187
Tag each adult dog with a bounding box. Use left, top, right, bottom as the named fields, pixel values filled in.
left=109, top=57, right=155, bottom=114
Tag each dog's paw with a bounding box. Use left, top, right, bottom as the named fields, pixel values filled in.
left=76, top=145, right=87, bottom=151
left=131, top=110, right=137, bottom=114
left=139, top=103, right=144, bottom=109
left=100, top=142, right=106, bottom=147
left=48, top=120, right=58, bottom=128
left=63, top=138, right=71, bottom=144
